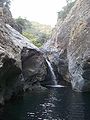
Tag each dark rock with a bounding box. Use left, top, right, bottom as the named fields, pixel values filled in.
left=82, top=70, right=90, bottom=80
left=82, top=59, right=90, bottom=70
left=82, top=58, right=90, bottom=80
left=21, top=47, right=47, bottom=91
left=0, top=22, right=47, bottom=104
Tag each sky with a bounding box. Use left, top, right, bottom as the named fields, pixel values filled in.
left=10, top=0, right=67, bottom=26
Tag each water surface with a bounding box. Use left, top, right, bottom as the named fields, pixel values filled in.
left=0, top=87, right=90, bottom=120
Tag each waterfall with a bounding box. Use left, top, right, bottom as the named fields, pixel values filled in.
left=46, top=59, right=57, bottom=85
left=46, top=59, right=65, bottom=88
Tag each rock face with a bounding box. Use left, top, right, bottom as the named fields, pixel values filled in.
left=43, top=0, right=90, bottom=92
left=21, top=47, right=47, bottom=90
left=0, top=21, right=47, bottom=105
left=2, top=6, right=22, bottom=33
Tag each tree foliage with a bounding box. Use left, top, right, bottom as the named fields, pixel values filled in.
left=15, top=17, right=52, bottom=47
left=58, top=0, right=75, bottom=20
left=23, top=32, right=42, bottom=47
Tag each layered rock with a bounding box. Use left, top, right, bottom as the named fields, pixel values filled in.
left=0, top=20, right=47, bottom=104
left=43, top=0, right=90, bottom=92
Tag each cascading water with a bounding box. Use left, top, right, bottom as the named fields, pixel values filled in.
left=46, top=59, right=64, bottom=88
left=46, top=59, right=57, bottom=85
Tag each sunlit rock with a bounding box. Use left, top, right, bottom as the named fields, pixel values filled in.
left=0, top=21, right=46, bottom=104
left=43, top=0, right=90, bottom=92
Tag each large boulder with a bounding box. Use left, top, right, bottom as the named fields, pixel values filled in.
left=0, top=21, right=47, bottom=104
left=43, top=0, right=90, bottom=92
left=21, top=47, right=47, bottom=90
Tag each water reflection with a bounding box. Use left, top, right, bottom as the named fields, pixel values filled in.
left=67, top=93, right=85, bottom=120
left=0, top=88, right=90, bottom=120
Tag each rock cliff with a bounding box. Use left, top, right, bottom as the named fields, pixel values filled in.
left=0, top=20, right=47, bottom=105
left=0, top=0, right=90, bottom=106
left=2, top=6, right=22, bottom=33
left=43, top=0, right=90, bottom=92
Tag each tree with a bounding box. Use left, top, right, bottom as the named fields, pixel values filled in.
left=58, top=1, right=75, bottom=20
left=23, top=32, right=42, bottom=47
left=15, top=17, right=31, bottom=31
left=15, top=17, right=26, bottom=30
left=15, top=17, right=52, bottom=47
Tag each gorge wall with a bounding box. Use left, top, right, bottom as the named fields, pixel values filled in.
left=0, top=0, right=90, bottom=105
left=0, top=21, right=47, bottom=105
left=43, top=0, right=90, bottom=92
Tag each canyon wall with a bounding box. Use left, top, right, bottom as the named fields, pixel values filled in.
left=43, top=0, right=90, bottom=92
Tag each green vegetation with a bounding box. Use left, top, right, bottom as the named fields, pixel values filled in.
left=15, top=17, right=52, bottom=47
left=58, top=0, right=75, bottom=20
left=23, top=32, right=42, bottom=47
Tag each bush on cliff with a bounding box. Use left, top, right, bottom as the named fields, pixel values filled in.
left=58, top=0, right=75, bottom=20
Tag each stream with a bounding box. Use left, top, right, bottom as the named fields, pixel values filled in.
left=0, top=87, right=90, bottom=120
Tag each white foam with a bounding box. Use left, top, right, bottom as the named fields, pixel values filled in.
left=46, top=85, right=65, bottom=88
